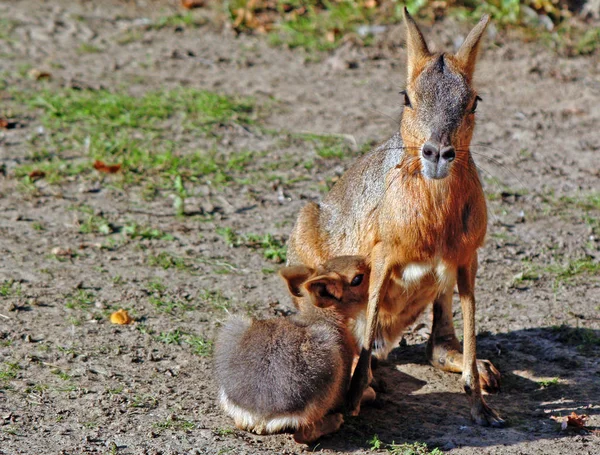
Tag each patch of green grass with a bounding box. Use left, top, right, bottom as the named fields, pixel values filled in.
left=388, top=442, right=443, bottom=455
left=154, top=417, right=195, bottom=432
left=173, top=174, right=187, bottom=217
left=559, top=193, right=600, bottom=211
left=185, top=335, right=213, bottom=357
left=115, top=29, right=143, bottom=45
left=15, top=159, right=88, bottom=184
left=65, top=290, right=95, bottom=309
left=0, top=18, right=17, bottom=40
left=156, top=330, right=213, bottom=356
left=2, top=425, right=19, bottom=436
left=78, top=43, right=102, bottom=54
left=129, top=394, right=158, bottom=409
left=217, top=227, right=287, bottom=263
left=216, top=226, right=242, bottom=247
left=0, top=279, right=21, bottom=297
left=510, top=266, right=540, bottom=287
left=156, top=329, right=184, bottom=345
left=517, top=256, right=600, bottom=290
left=245, top=233, right=287, bottom=263
left=293, top=132, right=356, bottom=159
left=20, top=87, right=254, bottom=134
left=147, top=252, right=189, bottom=270
left=574, top=27, right=600, bottom=56
left=0, top=362, right=20, bottom=381
left=123, top=222, right=174, bottom=241
left=213, top=427, right=236, bottom=437
left=147, top=279, right=167, bottom=294
left=368, top=434, right=382, bottom=450
left=259, top=0, right=411, bottom=52
left=50, top=368, right=71, bottom=381
left=538, top=377, right=559, bottom=388
left=545, top=257, right=600, bottom=288
left=74, top=206, right=113, bottom=235
left=149, top=296, right=193, bottom=314
left=12, top=87, right=256, bottom=186
left=152, top=12, right=205, bottom=29
left=199, top=289, right=230, bottom=312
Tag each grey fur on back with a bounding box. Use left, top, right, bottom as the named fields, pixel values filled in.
left=214, top=314, right=346, bottom=417
left=320, top=132, right=405, bottom=255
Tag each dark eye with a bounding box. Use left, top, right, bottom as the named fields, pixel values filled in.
left=471, top=95, right=482, bottom=114
left=350, top=274, right=364, bottom=286
left=399, top=90, right=412, bottom=109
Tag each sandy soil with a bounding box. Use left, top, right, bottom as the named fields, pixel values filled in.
left=0, top=1, right=599, bottom=454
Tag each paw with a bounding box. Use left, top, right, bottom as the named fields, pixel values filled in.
left=477, top=359, right=501, bottom=394
left=471, top=400, right=505, bottom=428
left=325, top=412, right=344, bottom=431
left=361, top=386, right=377, bottom=404
left=293, top=413, right=343, bottom=444
left=371, top=377, right=387, bottom=394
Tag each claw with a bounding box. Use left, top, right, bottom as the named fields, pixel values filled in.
left=471, top=400, right=506, bottom=428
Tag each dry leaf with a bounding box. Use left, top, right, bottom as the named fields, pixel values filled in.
left=0, top=118, right=9, bottom=129
left=28, top=68, right=52, bottom=80
left=551, top=412, right=588, bottom=430
left=566, top=412, right=587, bottom=429
left=181, top=0, right=205, bottom=9
left=93, top=160, right=121, bottom=174
left=28, top=170, right=46, bottom=181
left=51, top=247, right=73, bottom=257
left=110, top=309, right=133, bottom=325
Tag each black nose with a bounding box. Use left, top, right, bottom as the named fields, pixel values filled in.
left=441, top=146, right=455, bottom=162
left=422, top=143, right=439, bottom=163
left=422, top=142, right=455, bottom=164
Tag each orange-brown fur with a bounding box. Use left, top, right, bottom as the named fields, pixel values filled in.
left=287, top=9, right=504, bottom=427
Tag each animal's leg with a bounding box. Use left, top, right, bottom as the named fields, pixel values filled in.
left=457, top=256, right=505, bottom=427
left=287, top=202, right=328, bottom=267
left=347, top=243, right=390, bottom=415
left=427, top=287, right=501, bottom=393
left=286, top=202, right=329, bottom=307
left=293, top=413, right=344, bottom=444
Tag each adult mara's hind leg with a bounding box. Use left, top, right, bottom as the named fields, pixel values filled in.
left=287, top=202, right=329, bottom=267
left=426, top=287, right=501, bottom=394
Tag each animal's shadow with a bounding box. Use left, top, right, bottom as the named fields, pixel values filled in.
left=314, top=326, right=600, bottom=451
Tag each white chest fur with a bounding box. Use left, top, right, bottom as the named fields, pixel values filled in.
left=395, top=259, right=457, bottom=294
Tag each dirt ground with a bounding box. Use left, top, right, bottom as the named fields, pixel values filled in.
left=0, top=1, right=599, bottom=454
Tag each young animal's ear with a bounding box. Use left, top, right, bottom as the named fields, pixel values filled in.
left=403, top=7, right=431, bottom=81
left=279, top=265, right=314, bottom=297
left=454, top=15, right=489, bottom=81
left=304, top=274, right=343, bottom=308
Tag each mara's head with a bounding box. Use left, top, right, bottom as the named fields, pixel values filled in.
left=279, top=256, right=370, bottom=318
left=400, top=8, right=489, bottom=180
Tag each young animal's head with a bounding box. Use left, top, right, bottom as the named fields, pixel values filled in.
left=279, top=256, right=370, bottom=319
left=400, top=8, right=489, bottom=180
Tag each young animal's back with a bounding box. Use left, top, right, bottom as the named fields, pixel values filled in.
left=215, top=256, right=371, bottom=440
left=215, top=314, right=348, bottom=420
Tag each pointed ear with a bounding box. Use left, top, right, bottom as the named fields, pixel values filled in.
left=455, top=15, right=489, bottom=81
left=304, top=274, right=343, bottom=308
left=279, top=265, right=314, bottom=297
left=403, top=7, right=430, bottom=81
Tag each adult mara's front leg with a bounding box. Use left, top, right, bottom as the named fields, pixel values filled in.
left=347, top=242, right=391, bottom=415
left=457, top=256, right=505, bottom=427
left=427, top=287, right=501, bottom=393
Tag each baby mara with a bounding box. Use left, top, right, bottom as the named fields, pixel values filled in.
left=215, top=256, right=373, bottom=444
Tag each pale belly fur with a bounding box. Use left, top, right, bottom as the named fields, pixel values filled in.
left=351, top=259, right=457, bottom=359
